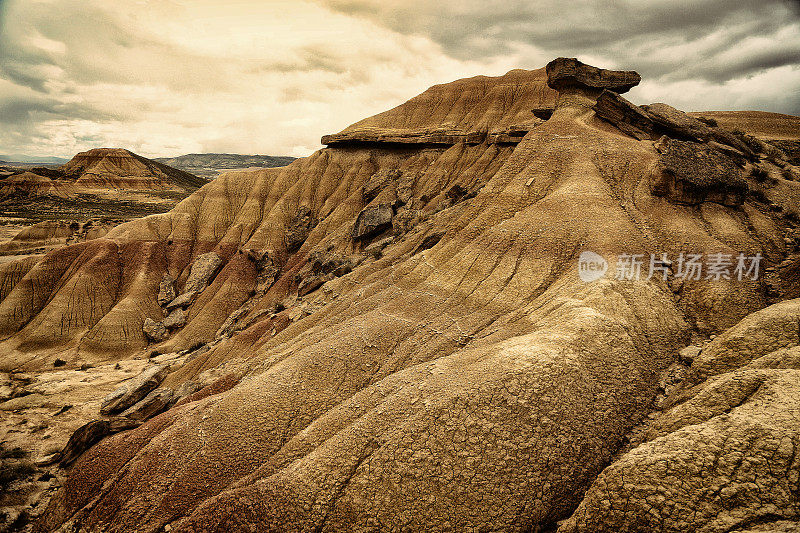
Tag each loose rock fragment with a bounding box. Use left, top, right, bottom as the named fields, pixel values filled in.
left=352, top=204, right=393, bottom=240
left=157, top=274, right=177, bottom=307
left=59, top=417, right=141, bottom=467
left=99, top=365, right=170, bottom=415
left=162, top=308, right=186, bottom=330
left=120, top=388, right=174, bottom=421
left=142, top=318, right=168, bottom=342
left=183, top=252, right=223, bottom=295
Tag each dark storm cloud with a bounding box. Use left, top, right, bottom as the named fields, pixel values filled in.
left=318, top=0, right=800, bottom=83
left=0, top=97, right=114, bottom=125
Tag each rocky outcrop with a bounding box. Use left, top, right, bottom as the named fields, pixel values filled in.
left=165, top=291, right=196, bottom=311
left=181, top=252, right=223, bottom=297
left=653, top=137, right=748, bottom=206
left=162, top=308, right=186, bottom=330
left=546, top=57, right=641, bottom=93
left=142, top=318, right=168, bottom=343
left=352, top=204, right=394, bottom=240
left=159, top=252, right=224, bottom=320
left=593, top=91, right=755, bottom=160
left=58, top=417, right=141, bottom=467
left=645, top=103, right=756, bottom=157
left=592, top=90, right=658, bottom=140
left=485, top=121, right=547, bottom=144
left=593, top=92, right=759, bottom=160
left=323, top=123, right=547, bottom=147
left=99, top=365, right=169, bottom=415
left=322, top=127, right=485, bottom=146
left=119, top=387, right=174, bottom=421
left=157, top=274, right=176, bottom=307
left=322, top=68, right=557, bottom=148
left=295, top=250, right=359, bottom=297
left=362, top=169, right=402, bottom=202
left=285, top=206, right=316, bottom=252
left=244, top=248, right=279, bottom=294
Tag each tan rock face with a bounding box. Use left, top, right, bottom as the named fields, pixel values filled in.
left=1, top=63, right=799, bottom=532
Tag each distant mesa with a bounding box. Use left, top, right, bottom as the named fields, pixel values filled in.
left=0, top=154, right=69, bottom=164
left=0, top=147, right=206, bottom=197
left=59, top=148, right=206, bottom=191
left=0, top=148, right=209, bottom=253
left=688, top=110, right=800, bottom=143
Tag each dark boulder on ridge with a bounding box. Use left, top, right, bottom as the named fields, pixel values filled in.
left=546, top=57, right=641, bottom=94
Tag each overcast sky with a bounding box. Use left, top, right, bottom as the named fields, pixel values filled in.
left=0, top=0, right=798, bottom=159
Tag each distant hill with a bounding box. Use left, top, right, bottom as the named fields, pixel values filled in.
left=0, top=148, right=205, bottom=193
left=59, top=148, right=207, bottom=190
left=0, top=148, right=207, bottom=223
left=688, top=110, right=800, bottom=141
left=154, top=153, right=295, bottom=180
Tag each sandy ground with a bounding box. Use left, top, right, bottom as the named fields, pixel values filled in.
left=0, top=358, right=151, bottom=529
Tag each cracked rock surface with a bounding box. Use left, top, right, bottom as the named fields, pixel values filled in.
left=560, top=300, right=800, bottom=533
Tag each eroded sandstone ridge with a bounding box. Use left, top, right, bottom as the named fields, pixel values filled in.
left=0, top=58, right=799, bottom=531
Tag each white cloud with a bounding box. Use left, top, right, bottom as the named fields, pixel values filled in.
left=630, top=64, right=800, bottom=113
left=1, top=0, right=513, bottom=158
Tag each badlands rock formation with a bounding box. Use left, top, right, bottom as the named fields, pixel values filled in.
left=0, top=149, right=207, bottom=268
left=0, top=58, right=799, bottom=531
left=1, top=148, right=206, bottom=196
